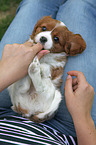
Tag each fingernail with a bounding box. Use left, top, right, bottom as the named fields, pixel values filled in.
left=44, top=50, right=50, bottom=55
left=67, top=75, right=71, bottom=79
left=39, top=50, right=50, bottom=55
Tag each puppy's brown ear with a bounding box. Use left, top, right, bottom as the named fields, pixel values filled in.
left=65, top=34, right=86, bottom=56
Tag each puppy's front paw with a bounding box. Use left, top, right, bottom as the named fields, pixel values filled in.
left=28, top=56, right=40, bottom=74
left=40, top=64, right=51, bottom=78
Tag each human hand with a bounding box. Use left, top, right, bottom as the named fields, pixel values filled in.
left=65, top=71, right=95, bottom=122
left=0, top=42, right=49, bottom=90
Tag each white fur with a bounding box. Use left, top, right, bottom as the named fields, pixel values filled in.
left=40, top=52, right=66, bottom=68
left=60, top=21, right=66, bottom=26
left=35, top=31, right=53, bottom=50
left=51, top=21, right=66, bottom=32
left=28, top=38, right=33, bottom=43
left=8, top=52, right=67, bottom=121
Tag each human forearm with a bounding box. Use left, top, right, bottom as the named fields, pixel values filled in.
left=0, top=58, right=25, bottom=92
left=73, top=115, right=96, bottom=145
left=0, top=62, right=12, bottom=92
left=65, top=71, right=96, bottom=145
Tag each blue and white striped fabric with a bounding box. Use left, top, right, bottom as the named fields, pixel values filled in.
left=0, top=115, right=77, bottom=145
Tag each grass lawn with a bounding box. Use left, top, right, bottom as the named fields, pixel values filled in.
left=0, top=0, right=22, bottom=40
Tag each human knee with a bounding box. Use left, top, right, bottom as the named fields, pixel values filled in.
left=83, top=0, right=96, bottom=7
left=17, top=0, right=41, bottom=10
left=69, top=0, right=96, bottom=13
left=19, top=0, right=49, bottom=6
left=20, top=0, right=39, bottom=4
left=68, top=0, right=86, bottom=10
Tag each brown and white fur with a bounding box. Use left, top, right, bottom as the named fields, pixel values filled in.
left=8, top=16, right=86, bottom=123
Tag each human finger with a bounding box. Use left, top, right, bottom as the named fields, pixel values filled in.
left=4, top=44, right=12, bottom=48
left=37, top=50, right=50, bottom=60
left=67, top=71, right=86, bottom=84
left=31, top=43, right=43, bottom=55
left=24, top=41, right=33, bottom=47
left=72, top=77, right=78, bottom=86
left=73, top=84, right=78, bottom=91
left=65, top=75, right=73, bottom=97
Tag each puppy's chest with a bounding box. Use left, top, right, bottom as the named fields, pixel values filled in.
left=40, top=53, right=67, bottom=86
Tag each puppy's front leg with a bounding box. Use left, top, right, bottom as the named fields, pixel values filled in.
left=28, top=56, right=47, bottom=93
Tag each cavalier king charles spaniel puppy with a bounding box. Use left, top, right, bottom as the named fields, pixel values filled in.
left=8, top=16, right=86, bottom=123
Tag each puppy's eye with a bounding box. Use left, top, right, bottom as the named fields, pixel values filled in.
left=42, top=26, right=47, bottom=31
left=53, top=36, right=59, bottom=43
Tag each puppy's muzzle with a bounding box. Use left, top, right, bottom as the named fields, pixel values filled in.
left=40, top=36, right=47, bottom=44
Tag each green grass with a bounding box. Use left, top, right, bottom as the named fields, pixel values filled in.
left=0, top=0, right=22, bottom=40
left=0, top=15, right=14, bottom=40
left=0, top=0, right=21, bottom=11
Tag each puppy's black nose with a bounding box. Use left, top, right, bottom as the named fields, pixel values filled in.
left=40, top=36, right=47, bottom=44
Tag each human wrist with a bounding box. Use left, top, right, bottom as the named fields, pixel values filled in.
left=74, top=114, right=93, bottom=125
left=72, top=112, right=93, bottom=126
left=73, top=113, right=95, bottom=136
left=73, top=114, right=96, bottom=145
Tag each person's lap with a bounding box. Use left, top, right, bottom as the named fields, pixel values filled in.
left=55, top=0, right=96, bottom=135
left=0, top=0, right=96, bottom=136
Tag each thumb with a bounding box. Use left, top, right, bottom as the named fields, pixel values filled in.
left=65, top=75, right=73, bottom=98
left=37, top=50, right=50, bottom=60
left=32, top=43, right=43, bottom=55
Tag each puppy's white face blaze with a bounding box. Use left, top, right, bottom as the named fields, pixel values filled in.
left=35, top=31, right=53, bottom=50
